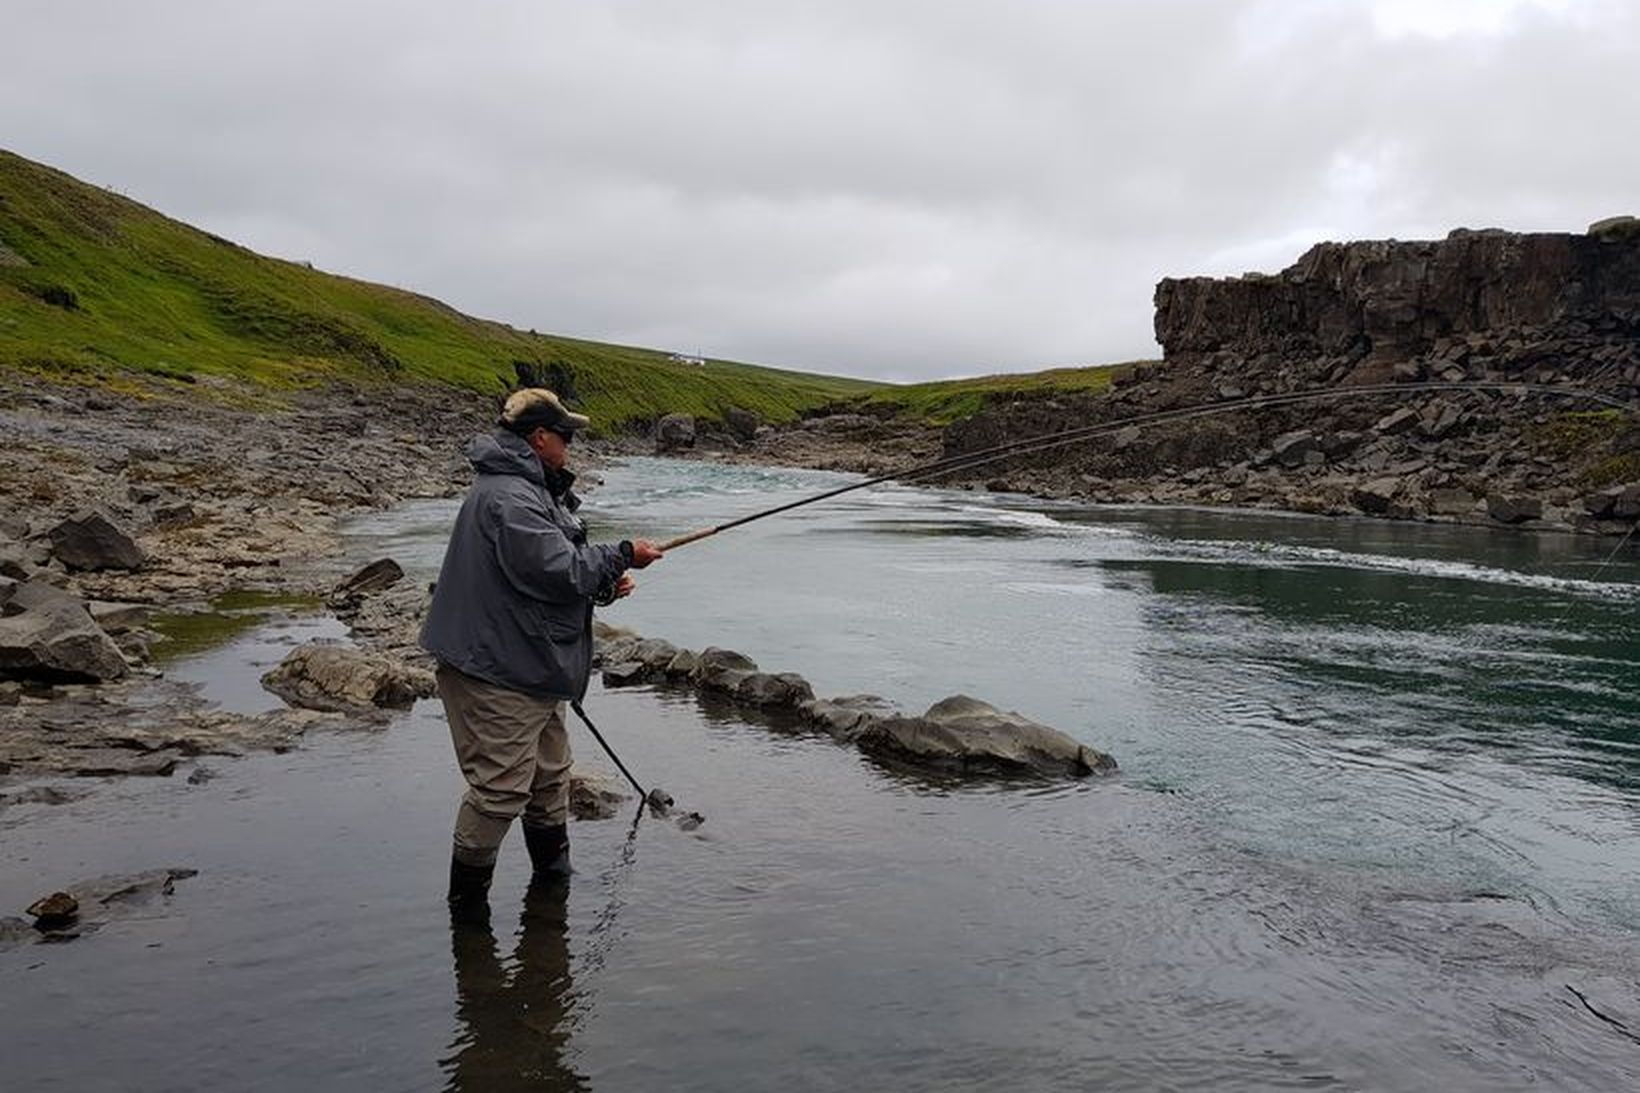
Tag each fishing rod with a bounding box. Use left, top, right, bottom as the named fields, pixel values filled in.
left=657, top=380, right=1640, bottom=552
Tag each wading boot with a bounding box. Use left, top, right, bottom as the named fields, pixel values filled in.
left=447, top=856, right=495, bottom=928
left=523, top=822, right=572, bottom=883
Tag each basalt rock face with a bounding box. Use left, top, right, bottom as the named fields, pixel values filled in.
left=938, top=227, right=1640, bottom=534
left=1154, top=230, right=1640, bottom=364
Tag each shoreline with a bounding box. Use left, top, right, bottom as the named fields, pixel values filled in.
left=3, top=369, right=1634, bottom=801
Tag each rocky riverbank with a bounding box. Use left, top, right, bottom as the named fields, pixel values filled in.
left=680, top=226, right=1640, bottom=538
left=2, top=367, right=1104, bottom=831
left=0, top=373, right=495, bottom=790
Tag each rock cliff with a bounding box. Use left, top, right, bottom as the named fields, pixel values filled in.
left=936, top=222, right=1640, bottom=533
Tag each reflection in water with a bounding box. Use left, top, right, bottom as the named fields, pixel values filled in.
left=444, top=881, right=588, bottom=1092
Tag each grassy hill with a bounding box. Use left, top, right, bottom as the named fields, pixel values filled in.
left=855, top=361, right=1145, bottom=424
left=0, top=149, right=881, bottom=430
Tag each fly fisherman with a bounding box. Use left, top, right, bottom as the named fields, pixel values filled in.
left=421, top=388, right=663, bottom=924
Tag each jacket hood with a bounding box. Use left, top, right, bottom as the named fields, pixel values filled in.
left=466, top=430, right=544, bottom=484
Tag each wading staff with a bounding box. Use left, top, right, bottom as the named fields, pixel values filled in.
left=657, top=380, right=1640, bottom=553
left=569, top=701, right=675, bottom=814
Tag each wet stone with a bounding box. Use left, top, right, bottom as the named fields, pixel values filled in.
left=600, top=660, right=650, bottom=686
left=26, top=891, right=79, bottom=928
left=261, top=641, right=435, bottom=711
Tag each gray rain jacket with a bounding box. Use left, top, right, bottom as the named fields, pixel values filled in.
left=420, top=430, right=628, bottom=700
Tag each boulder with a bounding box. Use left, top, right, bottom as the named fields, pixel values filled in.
left=261, top=642, right=435, bottom=711
left=1585, top=487, right=1624, bottom=518
left=568, top=765, right=631, bottom=820
left=798, top=694, right=897, bottom=741
left=857, top=695, right=1116, bottom=778
left=1487, top=493, right=1544, bottom=524
left=1428, top=488, right=1478, bottom=517
left=1373, top=407, right=1420, bottom=436
left=690, top=647, right=759, bottom=690
left=664, top=648, right=702, bottom=676
left=733, top=671, right=815, bottom=707
left=0, top=580, right=128, bottom=682
left=88, top=601, right=150, bottom=634
left=723, top=407, right=762, bottom=441
left=328, top=558, right=404, bottom=608
left=1614, top=484, right=1640, bottom=521
left=1270, top=429, right=1319, bottom=469
left=600, top=660, right=650, bottom=686
left=1419, top=402, right=1464, bottom=439
left=1319, top=432, right=1365, bottom=458
left=0, top=541, right=38, bottom=581
left=628, top=638, right=681, bottom=671
left=47, top=510, right=146, bottom=571
left=1351, top=477, right=1402, bottom=516
left=655, top=413, right=696, bottom=453
left=150, top=500, right=196, bottom=528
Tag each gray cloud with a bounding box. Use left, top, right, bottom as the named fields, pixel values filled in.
left=4, top=0, right=1636, bottom=381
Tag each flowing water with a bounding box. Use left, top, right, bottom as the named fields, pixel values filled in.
left=4, top=456, right=1639, bottom=1091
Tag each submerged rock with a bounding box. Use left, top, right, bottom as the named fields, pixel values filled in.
left=690, top=647, right=759, bottom=691
left=600, top=660, right=649, bottom=686
left=858, top=695, right=1117, bottom=778
left=732, top=671, right=814, bottom=707
left=26, top=891, right=78, bottom=928
left=261, top=641, right=435, bottom=711
left=7, top=868, right=198, bottom=949
left=589, top=627, right=1119, bottom=782
left=798, top=694, right=897, bottom=741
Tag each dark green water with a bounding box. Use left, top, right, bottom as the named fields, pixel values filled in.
left=2, top=457, right=1637, bottom=1091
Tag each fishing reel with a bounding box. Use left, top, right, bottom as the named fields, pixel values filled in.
left=592, top=573, right=621, bottom=607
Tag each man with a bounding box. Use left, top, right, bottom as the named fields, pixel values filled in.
left=421, top=388, right=663, bottom=923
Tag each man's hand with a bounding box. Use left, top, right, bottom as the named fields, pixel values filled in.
left=628, top=539, right=664, bottom=569
left=613, top=573, right=636, bottom=600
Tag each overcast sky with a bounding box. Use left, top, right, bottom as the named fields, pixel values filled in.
left=4, top=1, right=1637, bottom=381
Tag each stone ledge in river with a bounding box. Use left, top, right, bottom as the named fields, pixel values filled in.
left=857, top=695, right=1117, bottom=778
left=592, top=624, right=1114, bottom=780
left=261, top=641, right=435, bottom=712
left=797, top=694, right=898, bottom=742
left=5, top=867, right=198, bottom=950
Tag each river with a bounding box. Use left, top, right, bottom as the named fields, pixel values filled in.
left=3, top=456, right=1638, bottom=1091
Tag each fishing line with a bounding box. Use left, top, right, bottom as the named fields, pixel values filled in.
left=658, top=380, right=1639, bottom=552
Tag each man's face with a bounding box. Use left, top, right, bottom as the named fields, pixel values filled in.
left=527, top=427, right=571, bottom=470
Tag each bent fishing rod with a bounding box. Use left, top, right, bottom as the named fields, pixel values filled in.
left=656, top=380, right=1639, bottom=552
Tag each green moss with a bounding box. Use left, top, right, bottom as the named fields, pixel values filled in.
left=210, top=589, right=323, bottom=612
left=147, top=590, right=323, bottom=662
left=858, top=362, right=1143, bottom=424
left=1534, top=409, right=1625, bottom=455
left=1529, top=410, right=1640, bottom=487
left=1582, top=453, right=1640, bottom=489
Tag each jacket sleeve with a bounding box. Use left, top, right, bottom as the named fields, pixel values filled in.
left=488, top=490, right=627, bottom=603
